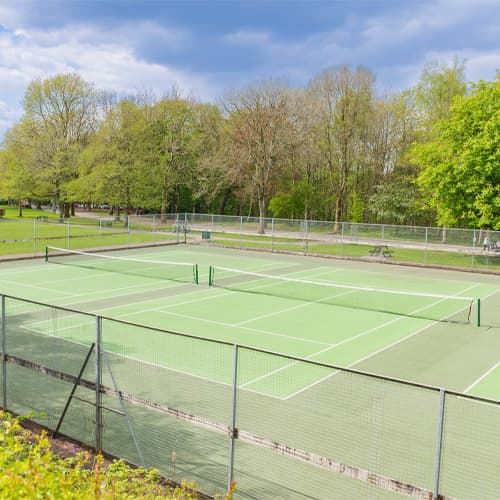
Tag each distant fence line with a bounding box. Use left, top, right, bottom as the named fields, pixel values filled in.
left=1, top=212, right=499, bottom=270
left=1, top=293, right=499, bottom=499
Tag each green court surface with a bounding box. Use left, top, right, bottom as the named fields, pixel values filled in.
left=2, top=244, right=499, bottom=399
left=1, top=244, right=500, bottom=499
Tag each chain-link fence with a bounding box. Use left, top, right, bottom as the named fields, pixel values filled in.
left=2, top=213, right=499, bottom=271
left=2, top=293, right=499, bottom=499
left=184, top=214, right=500, bottom=272
left=0, top=213, right=185, bottom=257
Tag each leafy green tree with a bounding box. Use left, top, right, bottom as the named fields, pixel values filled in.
left=147, top=98, right=204, bottom=220
left=0, top=119, right=51, bottom=216
left=414, top=59, right=467, bottom=127
left=412, top=74, right=500, bottom=229
left=75, top=100, right=150, bottom=216
left=22, top=73, right=99, bottom=217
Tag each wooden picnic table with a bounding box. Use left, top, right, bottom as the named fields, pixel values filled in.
left=369, top=244, right=393, bottom=258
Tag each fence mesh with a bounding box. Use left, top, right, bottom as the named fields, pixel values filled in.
left=1, top=294, right=500, bottom=499
left=2, top=213, right=500, bottom=271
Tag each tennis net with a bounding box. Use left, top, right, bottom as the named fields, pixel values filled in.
left=208, top=266, right=479, bottom=325
left=46, top=246, right=199, bottom=284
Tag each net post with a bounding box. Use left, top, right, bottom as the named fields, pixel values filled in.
left=45, top=246, right=48, bottom=262
left=227, top=344, right=239, bottom=494
left=194, top=264, right=199, bottom=285
left=2, top=295, right=6, bottom=409
left=432, top=388, right=446, bottom=500
left=208, top=266, right=213, bottom=286
left=477, top=298, right=481, bottom=327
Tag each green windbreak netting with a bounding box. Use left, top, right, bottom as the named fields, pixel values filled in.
left=46, top=246, right=199, bottom=284
left=209, top=265, right=477, bottom=324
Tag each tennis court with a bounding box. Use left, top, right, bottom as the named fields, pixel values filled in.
left=2, top=244, right=500, bottom=397
left=1, top=243, right=500, bottom=498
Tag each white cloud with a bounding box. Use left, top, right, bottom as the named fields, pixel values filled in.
left=0, top=21, right=217, bottom=138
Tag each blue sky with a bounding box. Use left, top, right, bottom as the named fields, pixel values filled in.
left=1, top=0, right=499, bottom=139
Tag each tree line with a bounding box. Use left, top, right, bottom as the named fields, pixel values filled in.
left=0, top=62, right=498, bottom=230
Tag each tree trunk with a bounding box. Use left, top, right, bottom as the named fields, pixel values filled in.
left=219, top=188, right=231, bottom=214
left=18, top=201, right=23, bottom=217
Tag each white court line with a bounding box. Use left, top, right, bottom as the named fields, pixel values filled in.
left=18, top=320, right=283, bottom=401
left=9, top=259, right=496, bottom=402
left=19, top=263, right=325, bottom=342
left=463, top=361, right=500, bottom=393
left=0, top=278, right=77, bottom=297
left=235, top=288, right=356, bottom=326
left=243, top=282, right=481, bottom=398
left=282, top=283, right=497, bottom=400
left=155, top=309, right=330, bottom=346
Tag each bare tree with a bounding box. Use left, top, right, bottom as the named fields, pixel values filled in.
left=224, top=80, right=295, bottom=233
left=308, top=66, right=374, bottom=227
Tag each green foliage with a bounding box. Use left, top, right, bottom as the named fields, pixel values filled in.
left=348, top=192, right=365, bottom=223
left=0, top=410, right=199, bottom=499
left=413, top=74, right=500, bottom=229
left=369, top=168, right=428, bottom=225
left=414, top=59, right=467, bottom=126
left=1, top=67, right=498, bottom=228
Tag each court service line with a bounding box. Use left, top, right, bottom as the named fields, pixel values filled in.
left=282, top=283, right=485, bottom=400
left=227, top=283, right=498, bottom=396
left=83, top=264, right=334, bottom=323
left=21, top=264, right=332, bottom=346
left=463, top=361, right=500, bottom=394
left=52, top=260, right=293, bottom=315
left=4, top=254, right=264, bottom=317
left=243, top=282, right=480, bottom=396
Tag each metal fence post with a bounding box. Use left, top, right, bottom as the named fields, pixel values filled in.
left=424, top=227, right=429, bottom=264
left=341, top=222, right=344, bottom=256
left=472, top=229, right=477, bottom=268
left=95, top=315, right=103, bottom=453
left=33, top=219, right=37, bottom=257
left=304, top=219, right=308, bottom=255
left=240, top=216, right=243, bottom=249
left=227, top=344, right=239, bottom=493
left=271, top=218, right=275, bottom=252
left=67, top=218, right=71, bottom=249
left=2, top=295, right=6, bottom=409
left=432, top=389, right=446, bottom=500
